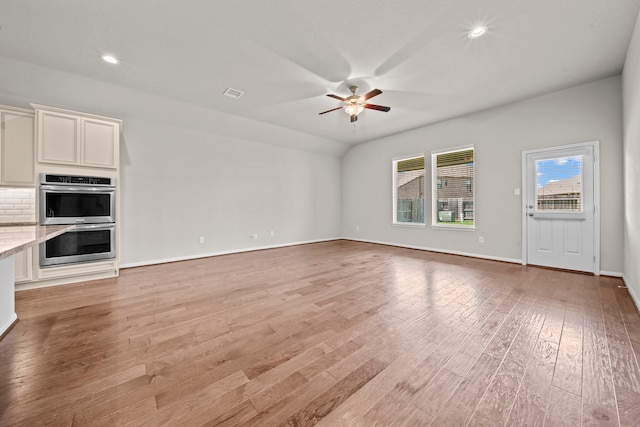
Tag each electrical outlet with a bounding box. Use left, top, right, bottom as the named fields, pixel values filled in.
left=356, top=226, right=359, bottom=231
left=199, top=236, right=204, bottom=244
left=250, top=234, right=258, bottom=240
left=270, top=230, right=275, bottom=237
left=479, top=236, right=484, bottom=243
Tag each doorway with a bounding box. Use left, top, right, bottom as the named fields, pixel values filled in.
left=522, top=141, right=599, bottom=273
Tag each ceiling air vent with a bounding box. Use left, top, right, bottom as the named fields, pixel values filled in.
left=223, top=87, right=244, bottom=99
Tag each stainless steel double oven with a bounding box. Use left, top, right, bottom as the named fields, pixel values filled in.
left=39, top=173, right=116, bottom=267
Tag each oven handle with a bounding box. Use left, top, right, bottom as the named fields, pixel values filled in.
left=73, top=223, right=116, bottom=231
left=41, top=185, right=115, bottom=192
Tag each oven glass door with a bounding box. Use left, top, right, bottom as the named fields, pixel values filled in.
left=40, top=224, right=115, bottom=267
left=40, top=185, right=115, bottom=224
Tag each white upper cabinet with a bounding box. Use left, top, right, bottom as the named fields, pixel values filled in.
left=38, top=109, right=79, bottom=165
left=0, top=107, right=35, bottom=186
left=34, top=105, right=121, bottom=170
left=82, top=118, right=118, bottom=168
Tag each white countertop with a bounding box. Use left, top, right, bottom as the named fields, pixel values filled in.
left=0, top=225, right=74, bottom=259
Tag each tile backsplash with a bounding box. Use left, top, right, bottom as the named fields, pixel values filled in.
left=0, top=187, right=36, bottom=224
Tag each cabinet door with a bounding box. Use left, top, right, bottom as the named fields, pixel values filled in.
left=38, top=110, right=79, bottom=165
left=14, top=247, right=32, bottom=283
left=1, top=110, right=34, bottom=185
left=82, top=119, right=119, bottom=169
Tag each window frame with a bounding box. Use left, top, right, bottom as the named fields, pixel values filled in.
left=431, top=145, right=476, bottom=230
left=392, top=153, right=426, bottom=227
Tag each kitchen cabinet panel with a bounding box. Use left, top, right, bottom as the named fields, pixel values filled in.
left=0, top=108, right=35, bottom=185
left=35, top=105, right=120, bottom=170
left=14, top=247, right=32, bottom=283
left=38, top=110, right=79, bottom=165
left=82, top=119, right=118, bottom=168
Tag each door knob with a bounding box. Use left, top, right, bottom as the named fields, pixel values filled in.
left=528, top=213, right=534, bottom=217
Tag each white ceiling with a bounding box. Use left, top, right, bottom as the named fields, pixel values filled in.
left=1, top=0, right=639, bottom=146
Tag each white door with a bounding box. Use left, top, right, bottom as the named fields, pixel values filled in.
left=523, top=142, right=598, bottom=273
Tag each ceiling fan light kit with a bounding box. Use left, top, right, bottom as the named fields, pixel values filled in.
left=319, top=85, right=390, bottom=123
left=344, top=103, right=364, bottom=116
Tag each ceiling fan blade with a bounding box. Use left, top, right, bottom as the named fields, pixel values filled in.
left=319, top=106, right=344, bottom=115
left=326, top=94, right=346, bottom=102
left=361, top=89, right=382, bottom=101
left=350, top=114, right=358, bottom=123
left=364, top=103, right=391, bottom=112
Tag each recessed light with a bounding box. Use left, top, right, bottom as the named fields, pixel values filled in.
left=468, top=26, right=488, bottom=39
left=101, top=54, right=119, bottom=65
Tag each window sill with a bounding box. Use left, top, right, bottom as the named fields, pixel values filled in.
left=431, top=224, right=477, bottom=231
left=392, top=222, right=426, bottom=228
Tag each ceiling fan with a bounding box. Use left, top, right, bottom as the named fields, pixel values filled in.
left=319, top=85, right=390, bottom=122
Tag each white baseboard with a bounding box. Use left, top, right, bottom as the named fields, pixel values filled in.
left=342, top=237, right=522, bottom=265
left=0, top=312, right=17, bottom=338
left=600, top=270, right=624, bottom=278
left=15, top=269, right=118, bottom=291
left=119, top=238, right=340, bottom=269
left=622, top=275, right=640, bottom=314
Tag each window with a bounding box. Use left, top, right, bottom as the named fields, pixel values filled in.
left=432, top=147, right=474, bottom=227
left=535, top=155, right=583, bottom=212
left=393, top=155, right=425, bottom=225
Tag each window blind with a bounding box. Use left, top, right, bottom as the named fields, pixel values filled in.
left=436, top=149, right=473, bottom=167
left=397, top=156, right=425, bottom=172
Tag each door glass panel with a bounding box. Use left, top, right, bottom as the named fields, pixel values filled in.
left=535, top=155, right=583, bottom=212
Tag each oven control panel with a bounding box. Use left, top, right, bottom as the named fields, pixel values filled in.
left=40, top=174, right=114, bottom=186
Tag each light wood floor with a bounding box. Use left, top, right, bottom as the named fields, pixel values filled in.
left=1, top=240, right=640, bottom=426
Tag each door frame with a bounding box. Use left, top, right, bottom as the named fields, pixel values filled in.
left=521, top=140, right=600, bottom=275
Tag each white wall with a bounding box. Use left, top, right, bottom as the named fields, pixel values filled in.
left=120, top=118, right=342, bottom=266
left=0, top=56, right=627, bottom=276
left=342, top=77, right=624, bottom=274
left=0, top=57, right=344, bottom=267
left=623, top=13, right=640, bottom=306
